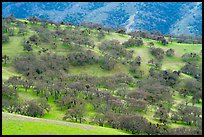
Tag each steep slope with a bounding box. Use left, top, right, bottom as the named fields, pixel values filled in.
left=169, top=2, right=202, bottom=36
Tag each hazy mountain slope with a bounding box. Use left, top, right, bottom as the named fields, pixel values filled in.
left=169, top=2, right=202, bottom=36
left=2, top=2, right=202, bottom=36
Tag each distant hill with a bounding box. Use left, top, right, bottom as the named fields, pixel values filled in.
left=2, top=2, right=202, bottom=37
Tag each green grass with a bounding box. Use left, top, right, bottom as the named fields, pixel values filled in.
left=43, top=96, right=65, bottom=121
left=17, top=87, right=65, bottom=121
left=2, top=36, right=24, bottom=57
left=2, top=18, right=202, bottom=134
left=2, top=66, right=22, bottom=81
left=162, top=56, right=184, bottom=70
left=104, top=32, right=131, bottom=43
left=69, top=63, right=129, bottom=77
left=143, top=39, right=202, bottom=71
left=172, top=91, right=202, bottom=108
left=18, top=90, right=39, bottom=101
left=2, top=112, right=129, bottom=135
left=84, top=103, right=97, bottom=122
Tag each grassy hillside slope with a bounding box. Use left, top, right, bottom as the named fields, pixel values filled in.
left=2, top=18, right=202, bottom=135
left=2, top=112, right=129, bottom=135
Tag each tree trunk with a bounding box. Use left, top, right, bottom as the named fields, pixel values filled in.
left=37, top=90, right=39, bottom=96
left=4, top=59, right=7, bottom=64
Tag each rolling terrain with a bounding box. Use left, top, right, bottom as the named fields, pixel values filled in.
left=2, top=18, right=202, bottom=135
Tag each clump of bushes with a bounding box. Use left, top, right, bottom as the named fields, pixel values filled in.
left=181, top=52, right=200, bottom=62
left=150, top=47, right=165, bottom=60
left=122, top=38, right=144, bottom=47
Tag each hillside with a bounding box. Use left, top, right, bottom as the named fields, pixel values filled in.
left=2, top=2, right=202, bottom=36
left=2, top=18, right=202, bottom=135
left=2, top=112, right=129, bottom=135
